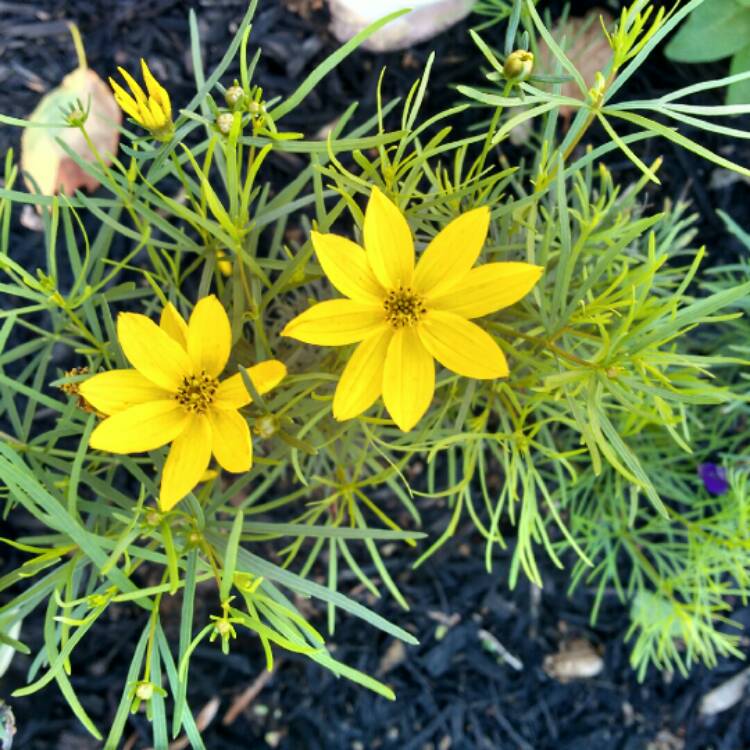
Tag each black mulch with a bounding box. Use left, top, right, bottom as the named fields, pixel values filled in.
left=2, top=1, right=750, bottom=749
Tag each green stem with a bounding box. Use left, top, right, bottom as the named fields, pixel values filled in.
left=142, top=590, right=163, bottom=681
left=488, top=321, right=592, bottom=368
left=472, top=82, right=513, bottom=183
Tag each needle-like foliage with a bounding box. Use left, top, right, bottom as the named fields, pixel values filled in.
left=1, top=1, right=750, bottom=745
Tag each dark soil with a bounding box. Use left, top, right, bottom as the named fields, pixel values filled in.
left=2, top=1, right=750, bottom=749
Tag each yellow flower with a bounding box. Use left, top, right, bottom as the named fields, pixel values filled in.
left=109, top=59, right=174, bottom=141
left=80, top=296, right=286, bottom=510
left=281, top=187, right=542, bottom=432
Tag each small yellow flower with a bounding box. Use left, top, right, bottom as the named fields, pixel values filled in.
left=282, top=187, right=542, bottom=432
left=80, top=296, right=286, bottom=510
left=109, top=59, right=174, bottom=141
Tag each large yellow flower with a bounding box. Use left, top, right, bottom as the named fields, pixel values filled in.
left=80, top=296, right=286, bottom=510
left=282, top=187, right=542, bottom=432
left=109, top=59, right=174, bottom=141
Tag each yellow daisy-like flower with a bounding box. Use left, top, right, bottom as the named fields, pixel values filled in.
left=109, top=59, right=174, bottom=141
left=282, top=187, right=543, bottom=432
left=80, top=296, right=286, bottom=511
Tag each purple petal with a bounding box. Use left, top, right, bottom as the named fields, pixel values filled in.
left=699, top=463, right=729, bottom=496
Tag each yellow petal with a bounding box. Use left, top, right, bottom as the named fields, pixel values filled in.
left=118, top=312, right=193, bottom=391
left=363, top=186, right=414, bottom=289
left=214, top=360, right=287, bottom=410
left=413, top=206, right=490, bottom=297
left=89, top=400, right=189, bottom=454
left=311, top=231, right=384, bottom=304
left=281, top=299, right=386, bottom=346
left=148, top=97, right=167, bottom=130
left=382, top=327, right=434, bottom=432
left=79, top=369, right=171, bottom=415
left=428, top=262, right=543, bottom=319
left=418, top=311, right=508, bottom=379
left=187, top=295, right=232, bottom=378
left=116, top=66, right=147, bottom=108
left=160, top=302, right=188, bottom=350
left=109, top=79, right=141, bottom=121
left=208, top=408, right=252, bottom=473
left=333, top=328, right=393, bottom=421
left=140, top=59, right=171, bottom=119
left=159, top=415, right=212, bottom=511
left=136, top=104, right=156, bottom=131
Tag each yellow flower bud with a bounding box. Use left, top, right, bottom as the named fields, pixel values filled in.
left=216, top=250, right=232, bottom=276
left=503, top=50, right=534, bottom=82
left=109, top=60, right=174, bottom=142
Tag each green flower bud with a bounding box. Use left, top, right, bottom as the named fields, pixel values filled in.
left=503, top=50, right=534, bottom=82
left=254, top=414, right=279, bottom=439
left=225, top=84, right=244, bottom=108
left=135, top=682, right=154, bottom=701
left=215, top=619, right=233, bottom=637
left=65, top=107, right=88, bottom=128
left=216, top=112, right=234, bottom=135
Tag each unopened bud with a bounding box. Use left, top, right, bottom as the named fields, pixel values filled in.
left=135, top=682, right=154, bottom=701
left=503, top=50, right=534, bottom=82
left=216, top=250, right=232, bottom=277
left=225, top=84, right=244, bottom=108
left=216, top=113, right=234, bottom=135
left=215, top=619, right=232, bottom=636
left=254, top=415, right=279, bottom=440
left=66, top=108, right=88, bottom=127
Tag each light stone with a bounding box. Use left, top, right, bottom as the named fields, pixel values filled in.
left=328, top=0, right=475, bottom=52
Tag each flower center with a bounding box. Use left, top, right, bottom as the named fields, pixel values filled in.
left=175, top=370, right=218, bottom=414
left=383, top=287, right=426, bottom=329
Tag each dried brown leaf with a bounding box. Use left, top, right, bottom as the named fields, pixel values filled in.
left=376, top=638, right=407, bottom=676
left=21, top=65, right=121, bottom=196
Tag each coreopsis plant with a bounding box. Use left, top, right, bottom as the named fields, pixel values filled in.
left=2, top=0, right=750, bottom=746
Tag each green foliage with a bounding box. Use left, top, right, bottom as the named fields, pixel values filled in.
left=665, top=0, right=750, bottom=105
left=1, top=0, right=750, bottom=746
